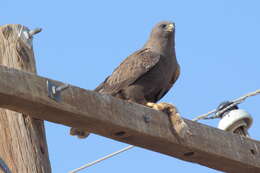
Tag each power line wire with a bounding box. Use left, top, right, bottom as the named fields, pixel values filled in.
left=69, top=145, right=134, bottom=173
left=192, top=89, right=260, bottom=121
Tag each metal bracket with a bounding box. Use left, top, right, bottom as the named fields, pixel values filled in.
left=47, top=80, right=69, bottom=102
left=18, top=26, right=42, bottom=50
left=0, top=158, right=11, bottom=173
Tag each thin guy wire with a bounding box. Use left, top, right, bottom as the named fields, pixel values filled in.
left=0, top=158, right=11, bottom=173
left=69, top=145, right=134, bottom=173
left=192, top=89, right=260, bottom=121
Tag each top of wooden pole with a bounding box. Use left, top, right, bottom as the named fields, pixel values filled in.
left=0, top=24, right=51, bottom=173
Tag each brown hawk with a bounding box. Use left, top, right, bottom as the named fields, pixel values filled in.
left=71, top=21, right=180, bottom=138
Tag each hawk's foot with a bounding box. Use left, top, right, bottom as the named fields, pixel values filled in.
left=146, top=102, right=177, bottom=114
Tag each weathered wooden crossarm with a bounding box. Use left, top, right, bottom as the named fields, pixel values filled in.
left=0, top=64, right=259, bottom=173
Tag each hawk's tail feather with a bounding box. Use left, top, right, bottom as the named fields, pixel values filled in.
left=70, top=127, right=90, bottom=139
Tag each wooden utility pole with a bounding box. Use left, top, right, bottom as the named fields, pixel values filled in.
left=0, top=63, right=259, bottom=173
left=0, top=24, right=51, bottom=173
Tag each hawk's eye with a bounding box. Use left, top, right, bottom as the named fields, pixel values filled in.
left=161, top=24, right=167, bottom=28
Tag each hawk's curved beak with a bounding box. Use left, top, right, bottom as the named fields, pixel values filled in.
left=166, top=23, right=174, bottom=32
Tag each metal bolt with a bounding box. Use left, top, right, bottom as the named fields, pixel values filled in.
left=28, top=28, right=42, bottom=38
left=143, top=115, right=151, bottom=123
left=52, top=84, right=69, bottom=95
left=56, top=84, right=69, bottom=92
left=47, top=80, right=70, bottom=102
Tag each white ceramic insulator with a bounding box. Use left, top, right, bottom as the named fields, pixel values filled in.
left=218, top=109, right=253, bottom=132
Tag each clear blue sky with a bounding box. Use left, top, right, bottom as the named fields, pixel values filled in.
left=2, top=1, right=260, bottom=172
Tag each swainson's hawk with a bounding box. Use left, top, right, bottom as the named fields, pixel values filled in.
left=71, top=21, right=180, bottom=138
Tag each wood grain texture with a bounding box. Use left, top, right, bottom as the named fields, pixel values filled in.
left=0, top=24, right=51, bottom=173
left=0, top=63, right=259, bottom=172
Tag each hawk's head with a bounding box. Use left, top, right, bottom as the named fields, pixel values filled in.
left=145, top=21, right=175, bottom=53
left=151, top=21, right=175, bottom=39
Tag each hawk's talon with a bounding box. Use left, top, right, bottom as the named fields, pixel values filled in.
left=146, top=102, right=178, bottom=115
